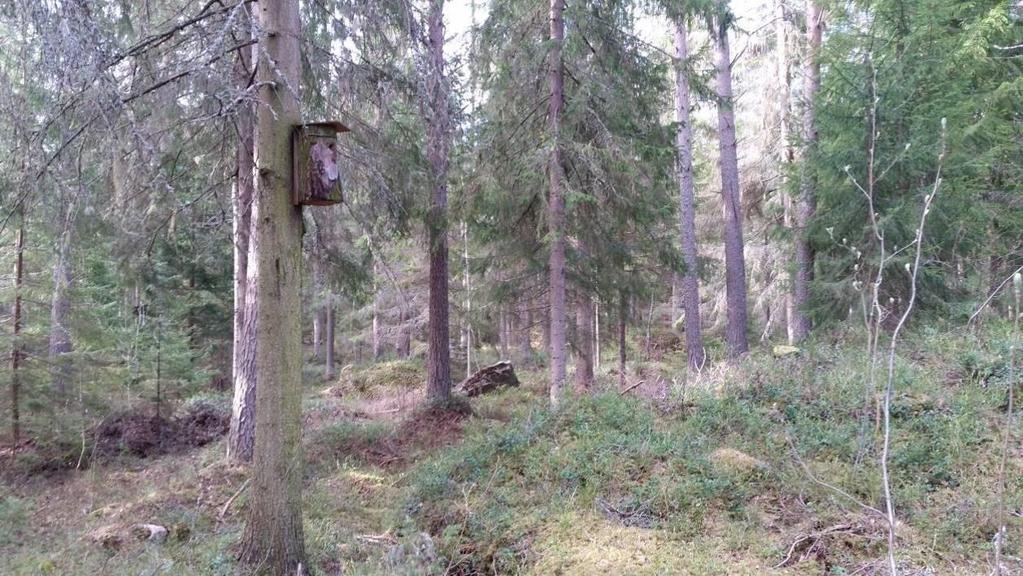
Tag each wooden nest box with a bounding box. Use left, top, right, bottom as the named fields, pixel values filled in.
left=292, top=121, right=349, bottom=206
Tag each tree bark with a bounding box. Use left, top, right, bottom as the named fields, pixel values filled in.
left=711, top=5, right=750, bottom=359
left=673, top=20, right=706, bottom=372
left=228, top=19, right=256, bottom=463
left=791, top=0, right=822, bottom=343
left=426, top=0, right=452, bottom=404
left=548, top=0, right=567, bottom=409
left=519, top=299, right=533, bottom=361
left=618, top=292, right=627, bottom=389
left=10, top=217, right=24, bottom=444
left=325, top=300, right=335, bottom=381
left=312, top=308, right=322, bottom=358
left=776, top=0, right=796, bottom=344
left=49, top=204, right=75, bottom=395
left=462, top=221, right=472, bottom=378
left=372, top=263, right=382, bottom=360
left=575, top=291, right=594, bottom=391
left=238, top=0, right=306, bottom=571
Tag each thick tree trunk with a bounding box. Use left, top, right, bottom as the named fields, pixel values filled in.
left=548, top=0, right=567, bottom=409
left=575, top=291, right=594, bottom=391
left=791, top=0, right=822, bottom=343
left=238, top=0, right=306, bottom=571
left=10, top=218, right=24, bottom=444
left=325, top=301, right=335, bottom=381
left=49, top=208, right=74, bottom=395
left=673, top=21, right=706, bottom=372
left=228, top=23, right=256, bottom=463
left=711, top=7, right=750, bottom=359
left=426, top=0, right=452, bottom=404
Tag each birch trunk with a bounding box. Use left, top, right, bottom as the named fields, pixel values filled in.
left=711, top=6, right=750, bottom=358
left=548, top=0, right=567, bottom=409
left=238, top=0, right=306, bottom=569
left=426, top=0, right=452, bottom=403
left=674, top=20, right=705, bottom=371
left=791, top=0, right=822, bottom=343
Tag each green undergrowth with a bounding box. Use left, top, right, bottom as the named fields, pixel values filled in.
left=1, top=326, right=1020, bottom=575
left=385, top=326, right=1021, bottom=574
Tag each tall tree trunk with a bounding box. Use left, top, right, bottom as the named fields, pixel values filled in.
left=673, top=20, right=706, bottom=372
left=49, top=204, right=75, bottom=395
left=548, top=0, right=567, bottom=409
left=594, top=297, right=601, bottom=369
left=519, top=299, right=533, bottom=361
left=791, top=0, right=822, bottom=343
left=228, top=22, right=256, bottom=463
left=575, top=291, right=594, bottom=391
left=776, top=0, right=796, bottom=344
left=711, top=5, right=750, bottom=359
left=10, top=216, right=24, bottom=444
left=499, top=305, right=509, bottom=359
left=426, top=0, right=452, bottom=404
left=462, top=221, right=472, bottom=378
left=371, top=263, right=382, bottom=360
left=542, top=297, right=551, bottom=358
left=312, top=308, right=322, bottom=358
left=325, top=300, right=335, bottom=381
left=239, top=0, right=306, bottom=570
left=618, top=292, right=627, bottom=389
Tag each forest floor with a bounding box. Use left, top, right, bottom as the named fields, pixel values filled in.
left=1, top=324, right=1021, bottom=575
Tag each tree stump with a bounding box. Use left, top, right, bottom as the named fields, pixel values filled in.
left=457, top=361, right=519, bottom=397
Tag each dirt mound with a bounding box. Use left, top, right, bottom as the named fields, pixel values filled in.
left=93, top=401, right=228, bottom=459
left=337, top=402, right=470, bottom=470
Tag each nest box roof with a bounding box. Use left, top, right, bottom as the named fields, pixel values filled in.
left=302, top=121, right=350, bottom=133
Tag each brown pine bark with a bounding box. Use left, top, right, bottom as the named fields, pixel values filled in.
left=711, top=5, right=750, bottom=358
left=791, top=0, right=822, bottom=343
left=548, top=0, right=567, bottom=409
left=575, top=291, right=594, bottom=391
left=238, top=0, right=306, bottom=570
left=10, top=217, right=24, bottom=444
left=673, top=19, right=705, bottom=372
left=425, top=0, right=452, bottom=404
left=228, top=20, right=256, bottom=463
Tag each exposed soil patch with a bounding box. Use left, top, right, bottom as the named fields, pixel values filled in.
left=93, top=402, right=228, bottom=459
